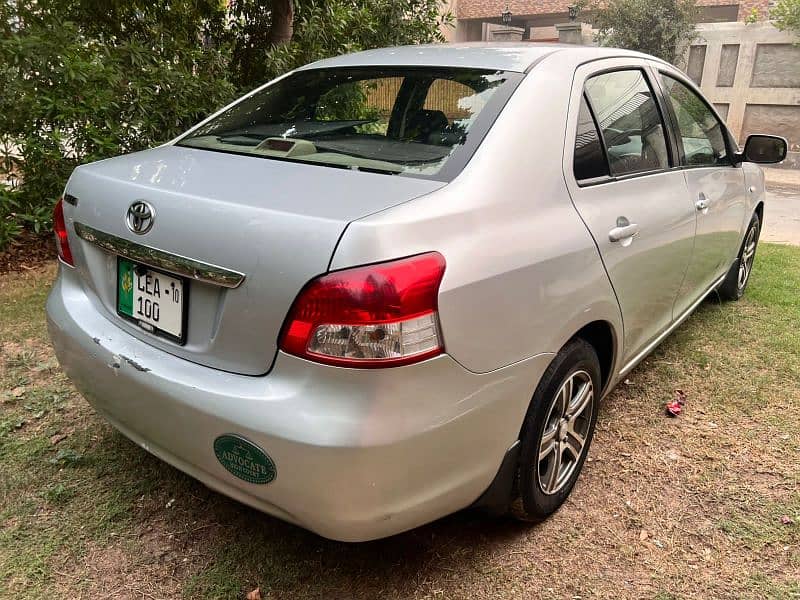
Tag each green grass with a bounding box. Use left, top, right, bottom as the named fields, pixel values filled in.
left=1, top=246, right=799, bottom=599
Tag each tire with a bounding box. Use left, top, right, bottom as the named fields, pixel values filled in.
left=510, top=338, right=600, bottom=522
left=718, top=213, right=760, bottom=301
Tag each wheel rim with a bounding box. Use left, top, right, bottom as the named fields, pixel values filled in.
left=537, top=370, right=594, bottom=495
left=738, top=224, right=758, bottom=290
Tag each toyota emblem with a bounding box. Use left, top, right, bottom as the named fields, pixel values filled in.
left=126, top=200, right=155, bottom=235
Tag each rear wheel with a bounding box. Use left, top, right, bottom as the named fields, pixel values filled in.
left=719, top=213, right=760, bottom=301
left=510, top=338, right=600, bottom=521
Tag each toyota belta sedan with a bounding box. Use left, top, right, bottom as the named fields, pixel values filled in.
left=47, top=44, right=787, bottom=541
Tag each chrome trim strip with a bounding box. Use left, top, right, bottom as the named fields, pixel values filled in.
left=618, top=273, right=726, bottom=377
left=73, top=222, right=246, bottom=289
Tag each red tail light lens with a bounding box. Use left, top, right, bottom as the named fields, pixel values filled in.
left=53, top=197, right=74, bottom=266
left=279, top=252, right=446, bottom=368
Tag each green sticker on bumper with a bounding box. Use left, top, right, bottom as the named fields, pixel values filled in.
left=214, top=435, right=276, bottom=485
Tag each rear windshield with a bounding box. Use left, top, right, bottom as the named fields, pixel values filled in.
left=176, top=66, right=523, bottom=181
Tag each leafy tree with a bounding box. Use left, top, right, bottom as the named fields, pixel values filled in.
left=771, top=0, right=800, bottom=36
left=228, top=0, right=295, bottom=89
left=591, top=0, right=699, bottom=64
left=7, top=0, right=228, bottom=45
left=229, top=0, right=451, bottom=91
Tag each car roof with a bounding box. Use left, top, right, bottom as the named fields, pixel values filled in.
left=297, top=43, right=659, bottom=74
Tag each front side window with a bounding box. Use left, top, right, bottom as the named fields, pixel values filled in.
left=177, top=67, right=522, bottom=181
left=659, top=74, right=730, bottom=167
left=584, top=69, right=670, bottom=177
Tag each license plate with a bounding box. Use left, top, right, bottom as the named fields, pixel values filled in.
left=117, top=258, right=187, bottom=343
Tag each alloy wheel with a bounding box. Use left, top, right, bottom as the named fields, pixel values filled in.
left=537, top=370, right=594, bottom=495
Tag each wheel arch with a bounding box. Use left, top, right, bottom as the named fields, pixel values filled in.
left=572, top=320, right=618, bottom=397
left=755, top=200, right=764, bottom=227
left=472, top=318, right=619, bottom=515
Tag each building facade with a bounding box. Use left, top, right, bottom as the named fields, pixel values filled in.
left=446, top=0, right=774, bottom=43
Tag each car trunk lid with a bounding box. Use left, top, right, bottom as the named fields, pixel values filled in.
left=64, top=144, right=444, bottom=375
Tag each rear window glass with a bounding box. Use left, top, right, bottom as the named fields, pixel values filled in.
left=177, top=67, right=522, bottom=181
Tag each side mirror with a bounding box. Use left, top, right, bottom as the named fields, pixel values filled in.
left=737, top=134, right=788, bottom=165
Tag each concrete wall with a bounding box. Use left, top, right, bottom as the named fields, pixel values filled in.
left=683, top=22, right=800, bottom=167
left=455, top=0, right=772, bottom=20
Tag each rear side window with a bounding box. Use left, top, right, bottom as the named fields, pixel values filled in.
left=584, top=70, right=670, bottom=177
left=573, top=94, right=610, bottom=181
left=659, top=74, right=730, bottom=167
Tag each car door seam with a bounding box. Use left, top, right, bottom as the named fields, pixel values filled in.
left=561, top=59, right=626, bottom=346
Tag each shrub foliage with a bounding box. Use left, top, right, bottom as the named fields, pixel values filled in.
left=0, top=0, right=449, bottom=248
left=771, top=0, right=800, bottom=36
left=591, top=0, right=699, bottom=64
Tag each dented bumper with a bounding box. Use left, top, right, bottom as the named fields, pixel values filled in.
left=46, top=264, right=552, bottom=541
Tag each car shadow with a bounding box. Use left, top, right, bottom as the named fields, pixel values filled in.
left=95, top=426, right=541, bottom=596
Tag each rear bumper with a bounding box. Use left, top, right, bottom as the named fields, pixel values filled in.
left=46, top=265, right=553, bottom=541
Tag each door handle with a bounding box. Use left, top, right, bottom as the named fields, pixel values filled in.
left=608, top=223, right=640, bottom=243
left=695, top=192, right=710, bottom=213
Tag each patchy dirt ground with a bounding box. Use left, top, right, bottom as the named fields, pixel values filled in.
left=1, top=247, right=799, bottom=600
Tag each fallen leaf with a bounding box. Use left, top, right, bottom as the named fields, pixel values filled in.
left=639, top=529, right=649, bottom=541
left=50, top=433, right=67, bottom=445
left=246, top=587, right=263, bottom=600
left=780, top=515, right=794, bottom=525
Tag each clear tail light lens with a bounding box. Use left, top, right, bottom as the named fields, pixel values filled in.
left=53, top=197, right=74, bottom=266
left=279, top=252, right=446, bottom=368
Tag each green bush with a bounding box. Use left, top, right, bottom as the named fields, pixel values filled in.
left=0, top=1, right=450, bottom=251
left=0, top=14, right=235, bottom=245
left=0, top=188, right=23, bottom=249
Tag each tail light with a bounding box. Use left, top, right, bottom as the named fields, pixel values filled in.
left=279, top=252, right=446, bottom=368
left=53, top=197, right=74, bottom=266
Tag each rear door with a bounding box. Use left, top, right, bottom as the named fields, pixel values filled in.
left=564, top=60, right=697, bottom=366
left=654, top=70, right=747, bottom=315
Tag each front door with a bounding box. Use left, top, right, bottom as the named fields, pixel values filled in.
left=656, top=72, right=747, bottom=315
left=564, top=63, right=697, bottom=366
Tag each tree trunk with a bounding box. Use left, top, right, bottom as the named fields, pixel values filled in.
left=268, top=0, right=294, bottom=46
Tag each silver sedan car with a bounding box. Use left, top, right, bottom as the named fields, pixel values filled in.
left=47, top=44, right=787, bottom=541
